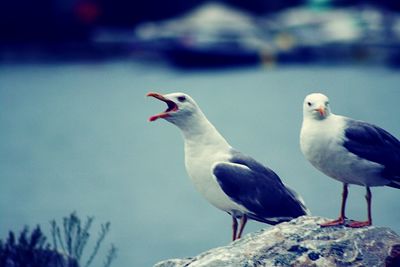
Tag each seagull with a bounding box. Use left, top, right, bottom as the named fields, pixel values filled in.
left=300, top=93, right=400, bottom=228
left=147, top=92, right=309, bottom=240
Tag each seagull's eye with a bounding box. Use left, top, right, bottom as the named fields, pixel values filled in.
left=307, top=102, right=312, bottom=107
left=177, top=96, right=186, bottom=102
left=325, top=101, right=329, bottom=106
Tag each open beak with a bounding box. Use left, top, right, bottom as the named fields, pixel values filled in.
left=147, top=92, right=179, bottom=121
left=316, top=106, right=326, bottom=117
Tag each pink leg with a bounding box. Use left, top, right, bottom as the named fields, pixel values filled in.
left=236, top=215, right=248, bottom=239
left=232, top=216, right=238, bottom=241
left=348, top=187, right=372, bottom=228
left=321, top=183, right=348, bottom=227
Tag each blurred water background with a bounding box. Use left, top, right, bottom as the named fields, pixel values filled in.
left=1, top=0, right=400, bottom=266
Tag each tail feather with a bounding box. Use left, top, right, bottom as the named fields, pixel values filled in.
left=392, top=176, right=400, bottom=182
left=247, top=214, right=294, bottom=225
left=285, top=185, right=311, bottom=216
left=388, top=181, right=400, bottom=189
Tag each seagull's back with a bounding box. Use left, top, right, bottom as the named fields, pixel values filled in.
left=213, top=150, right=309, bottom=224
left=342, top=119, right=400, bottom=187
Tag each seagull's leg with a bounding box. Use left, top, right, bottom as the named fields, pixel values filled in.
left=321, top=183, right=348, bottom=227
left=367, top=186, right=372, bottom=223
left=236, top=214, right=248, bottom=239
left=339, top=183, right=349, bottom=221
left=348, top=186, right=372, bottom=228
left=232, top=216, right=238, bottom=241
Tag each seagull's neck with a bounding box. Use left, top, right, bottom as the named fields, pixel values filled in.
left=178, top=111, right=231, bottom=152
left=301, top=113, right=344, bottom=143
left=302, top=113, right=340, bottom=125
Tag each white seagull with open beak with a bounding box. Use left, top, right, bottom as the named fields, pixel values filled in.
left=148, top=92, right=309, bottom=240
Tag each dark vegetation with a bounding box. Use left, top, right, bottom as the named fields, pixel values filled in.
left=0, top=212, right=117, bottom=267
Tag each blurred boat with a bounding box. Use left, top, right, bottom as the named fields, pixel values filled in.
left=134, top=3, right=272, bottom=67
left=133, top=3, right=400, bottom=68
left=262, top=5, right=400, bottom=65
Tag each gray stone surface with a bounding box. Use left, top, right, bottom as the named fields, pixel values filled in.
left=154, top=216, right=400, bottom=267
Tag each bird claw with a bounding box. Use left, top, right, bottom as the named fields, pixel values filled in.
left=346, top=220, right=371, bottom=228
left=320, top=217, right=345, bottom=227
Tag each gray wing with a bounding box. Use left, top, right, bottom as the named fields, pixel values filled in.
left=343, top=119, right=400, bottom=184
left=213, top=150, right=308, bottom=224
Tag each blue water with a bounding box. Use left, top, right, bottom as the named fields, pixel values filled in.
left=1, top=61, right=399, bottom=266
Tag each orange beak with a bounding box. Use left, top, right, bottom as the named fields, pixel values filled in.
left=146, top=92, right=179, bottom=122
left=147, top=92, right=167, bottom=101
left=316, top=106, right=326, bottom=116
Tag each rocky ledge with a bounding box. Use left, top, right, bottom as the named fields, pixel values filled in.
left=154, top=216, right=400, bottom=267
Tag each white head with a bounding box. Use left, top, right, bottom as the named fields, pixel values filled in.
left=147, top=92, right=202, bottom=128
left=303, top=93, right=331, bottom=120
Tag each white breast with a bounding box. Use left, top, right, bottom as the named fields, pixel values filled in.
left=300, top=115, right=386, bottom=186
left=184, top=142, right=248, bottom=215
left=169, top=102, right=251, bottom=216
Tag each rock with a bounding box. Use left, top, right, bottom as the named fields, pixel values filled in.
left=154, top=216, right=400, bottom=267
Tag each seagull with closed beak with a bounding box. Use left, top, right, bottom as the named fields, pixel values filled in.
left=147, top=92, right=309, bottom=240
left=300, top=93, right=400, bottom=228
